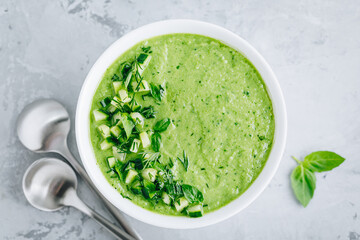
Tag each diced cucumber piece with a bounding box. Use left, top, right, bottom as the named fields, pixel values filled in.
left=110, top=96, right=123, bottom=110
left=130, top=139, right=141, bottom=153
left=139, top=132, right=150, bottom=148
left=112, top=146, right=126, bottom=162
left=121, top=113, right=135, bottom=139
left=187, top=204, right=203, bottom=218
left=107, top=105, right=117, bottom=113
left=174, top=197, right=189, bottom=212
left=111, top=111, right=123, bottom=126
left=130, top=101, right=141, bottom=112
left=110, top=125, right=121, bottom=137
left=93, top=109, right=108, bottom=122
left=137, top=54, right=152, bottom=76
left=119, top=89, right=131, bottom=103
left=142, top=179, right=156, bottom=199
left=112, top=81, right=123, bottom=93
left=99, top=97, right=111, bottom=108
left=130, top=181, right=142, bottom=194
left=124, top=72, right=134, bottom=89
left=162, top=192, right=171, bottom=205
left=130, top=112, right=144, bottom=126
left=141, top=168, right=157, bottom=182
left=125, top=169, right=138, bottom=184
left=100, top=139, right=113, bottom=150
left=107, top=157, right=117, bottom=168
left=97, top=124, right=110, bottom=138
left=132, top=80, right=150, bottom=93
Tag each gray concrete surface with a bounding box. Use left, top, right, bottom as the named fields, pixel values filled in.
left=1, top=0, right=359, bottom=239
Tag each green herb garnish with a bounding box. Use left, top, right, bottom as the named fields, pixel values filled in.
left=291, top=151, right=345, bottom=207
left=151, top=132, right=161, bottom=152
left=154, top=118, right=171, bottom=132
left=99, top=97, right=111, bottom=108
left=139, top=106, right=156, bottom=119
left=149, top=83, right=165, bottom=102
left=177, top=150, right=189, bottom=171
left=182, top=184, right=204, bottom=203
left=111, top=73, right=120, bottom=81
left=141, top=46, right=151, bottom=53
left=120, top=193, right=132, bottom=200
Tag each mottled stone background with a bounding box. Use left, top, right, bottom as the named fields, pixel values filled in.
left=1, top=0, right=359, bottom=239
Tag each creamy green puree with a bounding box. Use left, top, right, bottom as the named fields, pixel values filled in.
left=90, top=34, right=274, bottom=217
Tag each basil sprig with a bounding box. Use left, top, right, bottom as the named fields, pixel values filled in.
left=182, top=184, right=203, bottom=203
left=151, top=118, right=171, bottom=152
left=291, top=151, right=345, bottom=207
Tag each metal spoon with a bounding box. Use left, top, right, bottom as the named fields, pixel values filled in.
left=17, top=99, right=141, bottom=240
left=23, top=158, right=135, bottom=240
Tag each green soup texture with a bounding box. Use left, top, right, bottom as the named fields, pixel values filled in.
left=90, top=34, right=275, bottom=216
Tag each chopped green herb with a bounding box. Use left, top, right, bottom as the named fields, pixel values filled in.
left=154, top=118, right=171, bottom=132
left=111, top=73, right=120, bottom=81
left=99, top=97, right=111, bottom=108
left=120, top=193, right=132, bottom=200
left=139, top=106, right=156, bottom=119
left=150, top=83, right=165, bottom=102
left=141, top=46, right=151, bottom=53
left=151, top=132, right=162, bottom=152
left=177, top=150, right=189, bottom=171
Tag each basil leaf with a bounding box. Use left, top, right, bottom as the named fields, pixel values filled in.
left=154, top=118, right=171, bottom=132
left=150, top=83, right=165, bottom=102
left=121, top=114, right=135, bottom=139
left=142, top=179, right=157, bottom=199
left=151, top=132, right=161, bottom=152
left=303, top=151, right=345, bottom=172
left=291, top=164, right=316, bottom=207
left=182, top=184, right=204, bottom=203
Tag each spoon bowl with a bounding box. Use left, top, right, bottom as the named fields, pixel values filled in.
left=22, top=158, right=76, bottom=211
left=17, top=99, right=70, bottom=153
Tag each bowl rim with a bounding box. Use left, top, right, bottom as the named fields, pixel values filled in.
left=75, top=19, right=287, bottom=229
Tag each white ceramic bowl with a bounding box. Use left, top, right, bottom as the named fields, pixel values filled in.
left=76, top=19, right=287, bottom=229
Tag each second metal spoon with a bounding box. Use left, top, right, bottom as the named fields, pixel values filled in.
left=23, top=158, right=135, bottom=240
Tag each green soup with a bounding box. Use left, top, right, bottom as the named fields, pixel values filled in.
left=90, top=34, right=275, bottom=216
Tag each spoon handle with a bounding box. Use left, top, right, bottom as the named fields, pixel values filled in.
left=58, top=143, right=142, bottom=240
left=63, top=188, right=136, bottom=240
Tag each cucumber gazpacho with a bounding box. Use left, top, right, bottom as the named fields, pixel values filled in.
left=90, top=34, right=275, bottom=217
